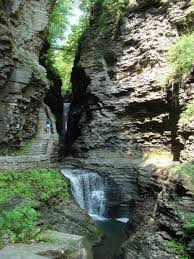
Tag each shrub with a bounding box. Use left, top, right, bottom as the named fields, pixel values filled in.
left=179, top=101, right=194, bottom=126
left=185, top=215, right=194, bottom=230
left=0, top=168, right=69, bottom=205
left=0, top=206, right=40, bottom=243
left=172, top=162, right=194, bottom=177
left=165, top=240, right=189, bottom=259
left=171, top=162, right=194, bottom=192
left=97, top=0, right=129, bottom=33
left=166, top=33, right=194, bottom=83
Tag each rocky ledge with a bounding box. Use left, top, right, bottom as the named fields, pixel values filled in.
left=124, top=170, right=194, bottom=259
left=0, top=230, right=87, bottom=259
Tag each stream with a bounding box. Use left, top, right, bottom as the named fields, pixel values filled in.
left=61, top=167, right=128, bottom=259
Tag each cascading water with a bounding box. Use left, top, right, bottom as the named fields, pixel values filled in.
left=62, top=103, right=71, bottom=135
left=61, top=168, right=107, bottom=218
left=61, top=167, right=129, bottom=259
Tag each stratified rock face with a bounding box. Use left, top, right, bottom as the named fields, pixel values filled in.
left=68, top=0, right=193, bottom=160
left=0, top=0, right=53, bottom=154
left=124, top=172, right=194, bottom=259
left=67, top=1, right=194, bottom=257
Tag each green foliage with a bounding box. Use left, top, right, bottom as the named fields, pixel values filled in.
left=94, top=0, right=129, bottom=41
left=171, top=162, right=194, bottom=191
left=165, top=240, right=189, bottom=259
left=185, top=215, right=194, bottom=230
left=47, top=0, right=91, bottom=92
left=0, top=205, right=41, bottom=243
left=101, top=0, right=129, bottom=23
left=15, top=136, right=36, bottom=156
left=179, top=101, right=194, bottom=126
left=172, top=162, right=194, bottom=177
left=0, top=168, right=69, bottom=205
left=165, top=33, right=194, bottom=84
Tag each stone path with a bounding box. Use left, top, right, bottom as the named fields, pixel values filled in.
left=23, top=108, right=51, bottom=156
left=0, top=106, right=58, bottom=171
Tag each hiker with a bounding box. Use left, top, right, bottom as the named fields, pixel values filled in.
left=45, top=119, right=51, bottom=134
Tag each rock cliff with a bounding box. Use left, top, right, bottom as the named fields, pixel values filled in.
left=68, top=0, right=194, bottom=161
left=0, top=0, right=54, bottom=154
left=67, top=0, right=194, bottom=258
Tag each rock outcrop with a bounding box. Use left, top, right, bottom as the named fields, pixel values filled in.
left=0, top=230, right=87, bottom=259
left=0, top=0, right=53, bottom=154
left=68, top=0, right=194, bottom=162
left=66, top=0, right=194, bottom=258
left=124, top=170, right=194, bottom=259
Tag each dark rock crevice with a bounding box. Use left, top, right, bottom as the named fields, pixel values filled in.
left=41, top=47, right=64, bottom=135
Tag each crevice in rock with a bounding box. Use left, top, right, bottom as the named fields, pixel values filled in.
left=39, top=41, right=64, bottom=135
left=166, top=84, right=184, bottom=161
left=64, top=59, right=91, bottom=153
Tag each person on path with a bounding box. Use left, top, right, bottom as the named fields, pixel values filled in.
left=45, top=119, right=51, bottom=134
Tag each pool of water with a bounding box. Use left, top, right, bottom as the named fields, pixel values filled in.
left=93, top=218, right=128, bottom=259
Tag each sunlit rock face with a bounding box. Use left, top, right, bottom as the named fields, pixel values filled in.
left=68, top=0, right=193, bottom=161
left=0, top=0, right=53, bottom=154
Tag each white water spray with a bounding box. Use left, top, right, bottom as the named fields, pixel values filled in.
left=62, top=168, right=107, bottom=218
left=63, top=103, right=71, bottom=135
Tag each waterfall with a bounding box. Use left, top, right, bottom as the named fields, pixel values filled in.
left=62, top=168, right=107, bottom=219
left=63, top=103, right=71, bottom=135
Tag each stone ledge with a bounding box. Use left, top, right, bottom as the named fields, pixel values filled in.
left=0, top=230, right=87, bottom=259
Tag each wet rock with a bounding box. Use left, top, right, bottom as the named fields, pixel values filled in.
left=40, top=198, right=101, bottom=243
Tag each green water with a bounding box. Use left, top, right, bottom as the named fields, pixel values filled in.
left=93, top=219, right=128, bottom=259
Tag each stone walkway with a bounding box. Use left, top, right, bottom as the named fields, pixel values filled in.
left=23, top=108, right=52, bottom=156
left=0, top=106, right=58, bottom=171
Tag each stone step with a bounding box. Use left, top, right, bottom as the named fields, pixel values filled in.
left=24, top=109, right=53, bottom=156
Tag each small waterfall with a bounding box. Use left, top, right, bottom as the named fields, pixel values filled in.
left=62, top=168, right=107, bottom=218
left=62, top=103, right=71, bottom=135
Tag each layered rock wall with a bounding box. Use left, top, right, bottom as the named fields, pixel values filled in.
left=67, top=0, right=194, bottom=258
left=68, top=0, right=193, bottom=161
left=0, top=0, right=53, bottom=154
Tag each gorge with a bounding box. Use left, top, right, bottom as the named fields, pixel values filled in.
left=0, top=0, right=194, bottom=259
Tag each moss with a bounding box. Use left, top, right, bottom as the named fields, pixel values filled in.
left=0, top=167, right=69, bottom=206
left=171, top=163, right=194, bottom=197
left=83, top=238, right=93, bottom=259
left=15, top=136, right=37, bottom=156
left=172, top=162, right=194, bottom=181
left=185, top=215, right=194, bottom=231
left=165, top=240, right=190, bottom=259
left=179, top=101, right=194, bottom=126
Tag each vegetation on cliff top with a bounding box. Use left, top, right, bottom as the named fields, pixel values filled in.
left=47, top=0, right=91, bottom=92
left=47, top=0, right=129, bottom=92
